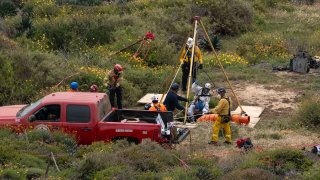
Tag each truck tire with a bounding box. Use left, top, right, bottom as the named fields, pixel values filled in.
left=34, top=124, right=50, bottom=132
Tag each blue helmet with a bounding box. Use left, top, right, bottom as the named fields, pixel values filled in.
left=70, top=82, right=78, bottom=90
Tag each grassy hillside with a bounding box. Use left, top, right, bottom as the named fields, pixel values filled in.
left=0, top=0, right=320, bottom=179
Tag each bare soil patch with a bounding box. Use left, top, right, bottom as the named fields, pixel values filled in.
left=232, top=83, right=299, bottom=112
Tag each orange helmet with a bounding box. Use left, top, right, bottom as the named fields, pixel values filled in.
left=114, top=64, right=123, bottom=71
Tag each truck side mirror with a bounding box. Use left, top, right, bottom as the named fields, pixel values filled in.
left=28, top=115, right=36, bottom=122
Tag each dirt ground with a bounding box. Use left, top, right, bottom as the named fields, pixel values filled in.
left=233, top=82, right=299, bottom=112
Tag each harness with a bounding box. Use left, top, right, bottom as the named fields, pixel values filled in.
left=194, top=88, right=210, bottom=112
left=185, top=46, right=198, bottom=60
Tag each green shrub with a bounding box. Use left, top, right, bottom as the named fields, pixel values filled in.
left=26, top=130, right=53, bottom=144
left=117, top=140, right=178, bottom=172
left=26, top=168, right=44, bottom=179
left=76, top=141, right=113, bottom=158
left=302, top=163, right=320, bottom=180
left=133, top=171, right=162, bottom=180
left=221, top=168, right=277, bottom=180
left=0, top=48, right=69, bottom=105
left=18, top=154, right=46, bottom=168
left=56, top=0, right=104, bottom=6
left=295, top=96, right=320, bottom=129
left=0, top=145, right=18, bottom=165
left=121, top=79, right=143, bottom=107
left=193, top=0, right=254, bottom=36
left=236, top=33, right=289, bottom=64
left=269, top=133, right=282, bottom=140
left=94, top=165, right=136, bottom=180
left=51, top=131, right=77, bottom=155
left=0, top=0, right=18, bottom=17
left=0, top=169, right=24, bottom=180
left=194, top=167, right=214, bottom=180
left=258, top=149, right=313, bottom=175
left=76, top=147, right=122, bottom=179
left=291, top=0, right=316, bottom=5
left=0, top=129, right=15, bottom=139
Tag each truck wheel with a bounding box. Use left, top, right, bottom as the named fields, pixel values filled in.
left=34, top=124, right=50, bottom=132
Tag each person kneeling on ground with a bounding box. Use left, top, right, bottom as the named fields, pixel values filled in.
left=208, top=87, right=232, bottom=145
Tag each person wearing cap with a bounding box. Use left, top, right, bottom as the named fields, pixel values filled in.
left=163, top=83, right=188, bottom=112
left=208, top=87, right=232, bottom=145
left=103, top=64, right=123, bottom=109
left=180, top=37, right=203, bottom=92
left=149, top=95, right=167, bottom=112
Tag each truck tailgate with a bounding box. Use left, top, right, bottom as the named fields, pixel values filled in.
left=96, top=122, right=161, bottom=143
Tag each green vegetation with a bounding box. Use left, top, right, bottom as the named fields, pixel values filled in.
left=1, top=0, right=320, bottom=179
left=1, top=129, right=318, bottom=179
left=295, top=96, right=320, bottom=130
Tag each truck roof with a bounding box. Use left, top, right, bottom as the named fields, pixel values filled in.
left=42, top=92, right=107, bottom=104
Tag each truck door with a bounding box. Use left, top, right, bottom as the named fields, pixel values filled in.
left=64, top=104, right=95, bottom=145
left=29, top=104, right=63, bottom=131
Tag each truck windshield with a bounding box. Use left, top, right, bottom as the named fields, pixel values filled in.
left=17, top=99, right=42, bottom=118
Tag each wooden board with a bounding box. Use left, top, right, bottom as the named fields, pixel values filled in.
left=137, top=93, right=167, bottom=104
left=232, top=106, right=264, bottom=128
left=174, top=122, right=198, bottom=129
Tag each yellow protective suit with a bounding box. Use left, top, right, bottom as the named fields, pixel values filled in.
left=210, top=96, right=231, bottom=143
left=179, top=46, right=203, bottom=64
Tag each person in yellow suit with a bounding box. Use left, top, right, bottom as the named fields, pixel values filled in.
left=180, top=37, right=203, bottom=92
left=208, top=87, right=232, bottom=145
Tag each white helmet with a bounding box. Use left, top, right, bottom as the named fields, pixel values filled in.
left=151, top=95, right=159, bottom=102
left=186, top=37, right=193, bottom=48
left=205, top=83, right=211, bottom=89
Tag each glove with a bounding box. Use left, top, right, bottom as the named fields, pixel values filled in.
left=198, top=64, right=203, bottom=69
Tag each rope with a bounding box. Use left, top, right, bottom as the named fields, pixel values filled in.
left=159, top=30, right=193, bottom=103
left=199, top=20, right=245, bottom=114
left=54, top=72, right=81, bottom=88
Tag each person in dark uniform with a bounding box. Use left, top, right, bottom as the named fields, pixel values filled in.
left=164, top=83, right=188, bottom=112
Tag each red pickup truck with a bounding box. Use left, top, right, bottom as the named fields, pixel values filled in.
left=0, top=92, right=189, bottom=145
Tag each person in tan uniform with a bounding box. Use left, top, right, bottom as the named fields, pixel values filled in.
left=208, top=87, right=232, bottom=145
left=103, top=64, right=123, bottom=109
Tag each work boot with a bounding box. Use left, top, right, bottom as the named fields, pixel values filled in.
left=224, top=141, right=232, bottom=145
left=208, top=141, right=218, bottom=146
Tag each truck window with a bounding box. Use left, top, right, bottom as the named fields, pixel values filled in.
left=33, top=104, right=61, bottom=122
left=66, top=105, right=90, bottom=123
